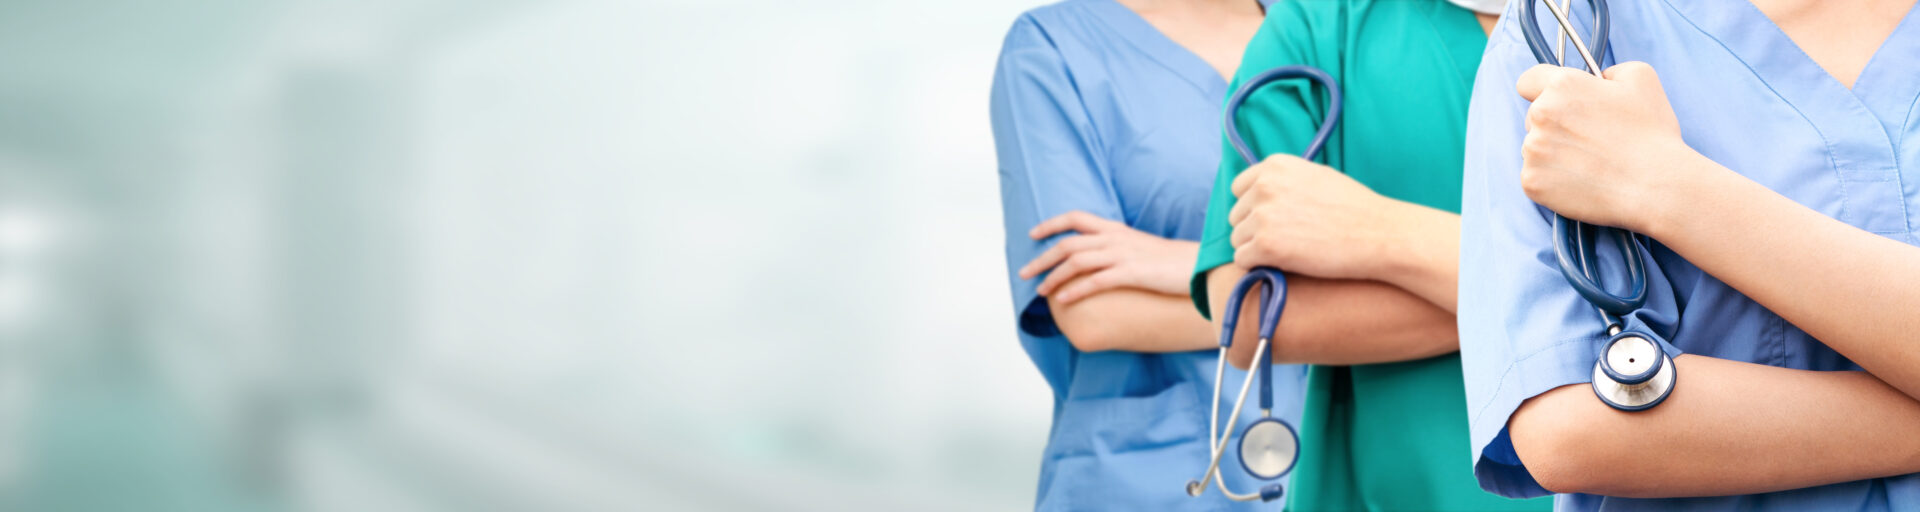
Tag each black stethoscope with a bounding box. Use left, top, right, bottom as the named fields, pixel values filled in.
left=1185, top=65, right=1340, bottom=503
left=1521, top=0, right=1677, bottom=411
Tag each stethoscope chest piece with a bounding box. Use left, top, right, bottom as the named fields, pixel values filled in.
left=1590, top=333, right=1676, bottom=411
left=1238, top=417, right=1299, bottom=480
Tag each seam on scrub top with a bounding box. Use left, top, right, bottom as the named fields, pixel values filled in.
left=1081, top=1, right=1220, bottom=101
left=1656, top=0, right=1852, bottom=225
left=1018, top=16, right=1123, bottom=225
left=1899, top=90, right=1920, bottom=236
left=1469, top=333, right=1604, bottom=428
left=1416, top=4, right=1471, bottom=91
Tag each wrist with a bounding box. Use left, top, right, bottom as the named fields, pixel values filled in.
left=1636, top=149, right=1724, bottom=240
left=1369, top=198, right=1434, bottom=281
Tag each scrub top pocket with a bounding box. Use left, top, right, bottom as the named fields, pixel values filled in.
left=1040, top=381, right=1216, bottom=511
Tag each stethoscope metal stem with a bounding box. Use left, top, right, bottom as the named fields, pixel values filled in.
left=1540, top=0, right=1601, bottom=73
left=1189, top=337, right=1272, bottom=502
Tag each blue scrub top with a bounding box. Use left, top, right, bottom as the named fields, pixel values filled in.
left=989, top=0, right=1304, bottom=510
left=1460, top=0, right=1920, bottom=509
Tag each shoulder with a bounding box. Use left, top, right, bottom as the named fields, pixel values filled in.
left=999, top=0, right=1104, bottom=56
left=1242, top=0, right=1355, bottom=70
left=995, top=0, right=1119, bottom=96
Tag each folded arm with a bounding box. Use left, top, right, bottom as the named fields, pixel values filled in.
left=1639, top=157, right=1920, bottom=401
left=1205, top=263, right=1456, bottom=369
left=1050, top=284, right=1215, bottom=353
left=1510, top=354, right=1920, bottom=498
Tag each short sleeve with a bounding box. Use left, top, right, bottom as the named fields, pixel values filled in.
left=1457, top=6, right=1684, bottom=498
left=990, top=15, right=1126, bottom=337
left=1189, top=2, right=1339, bottom=319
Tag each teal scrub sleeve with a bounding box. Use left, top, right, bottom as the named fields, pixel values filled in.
left=1456, top=12, right=1685, bottom=499
left=1189, top=6, right=1331, bottom=319
left=990, top=15, right=1126, bottom=338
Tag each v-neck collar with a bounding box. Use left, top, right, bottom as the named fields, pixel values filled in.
left=1082, top=0, right=1236, bottom=99
left=1850, top=3, right=1920, bottom=141
left=1663, top=0, right=1920, bottom=144
left=1664, top=0, right=1920, bottom=235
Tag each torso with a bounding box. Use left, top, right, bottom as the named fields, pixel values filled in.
left=993, top=2, right=1308, bottom=510
left=1219, top=1, right=1546, bottom=510
left=1512, top=0, right=1920, bottom=506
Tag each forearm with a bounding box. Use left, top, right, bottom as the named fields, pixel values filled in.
left=1050, top=286, right=1215, bottom=353
left=1207, top=264, right=1456, bottom=368
left=1648, top=154, right=1920, bottom=399
left=1374, top=200, right=1462, bottom=312
left=1510, top=355, right=1920, bottom=498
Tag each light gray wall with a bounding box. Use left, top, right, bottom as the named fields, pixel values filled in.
left=0, top=1, right=1053, bottom=510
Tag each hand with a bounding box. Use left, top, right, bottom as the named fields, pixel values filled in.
left=1516, top=61, right=1708, bottom=235
left=1226, top=154, right=1397, bottom=280
left=1018, top=211, right=1199, bottom=304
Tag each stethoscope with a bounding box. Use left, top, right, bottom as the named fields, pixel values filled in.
left=1184, top=65, right=1340, bottom=503
left=1521, top=0, right=1677, bottom=411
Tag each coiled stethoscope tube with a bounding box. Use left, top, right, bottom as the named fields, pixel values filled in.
left=1184, top=65, right=1340, bottom=503
left=1520, top=0, right=1677, bottom=411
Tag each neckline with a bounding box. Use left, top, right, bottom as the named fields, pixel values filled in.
left=1083, top=0, right=1249, bottom=98
left=1665, top=0, right=1920, bottom=104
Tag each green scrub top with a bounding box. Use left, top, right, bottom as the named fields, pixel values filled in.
left=1190, top=1, right=1550, bottom=510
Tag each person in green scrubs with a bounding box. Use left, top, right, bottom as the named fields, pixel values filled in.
left=1191, top=0, right=1548, bottom=510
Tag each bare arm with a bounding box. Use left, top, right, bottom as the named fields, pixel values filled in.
left=1515, top=63, right=1920, bottom=400
left=1639, top=156, right=1920, bottom=400
left=1371, top=200, right=1460, bottom=312
left=1509, top=355, right=1920, bottom=498
left=1049, top=284, right=1215, bottom=353
left=1205, top=263, right=1456, bottom=369
left=1225, top=155, right=1462, bottom=312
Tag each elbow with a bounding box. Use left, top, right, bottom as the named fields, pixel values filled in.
left=1055, top=312, right=1120, bottom=353
left=1507, top=386, right=1619, bottom=495
left=1064, top=324, right=1118, bottom=353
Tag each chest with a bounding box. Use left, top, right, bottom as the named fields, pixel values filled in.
left=1076, top=69, right=1223, bottom=236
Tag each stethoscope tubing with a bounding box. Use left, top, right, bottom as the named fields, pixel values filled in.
left=1196, top=338, right=1273, bottom=502
left=1521, top=0, right=1649, bottom=329
left=1188, top=66, right=1341, bottom=504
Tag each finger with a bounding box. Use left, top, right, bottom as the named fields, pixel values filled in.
left=1019, top=235, right=1098, bottom=279
left=1029, top=210, right=1110, bottom=240
left=1602, top=61, right=1663, bottom=95
left=1231, top=166, right=1260, bottom=198
left=1228, top=185, right=1262, bottom=226
left=1051, top=270, right=1123, bottom=305
left=1229, top=215, right=1261, bottom=248
left=1515, top=64, right=1585, bottom=102
left=1036, top=250, right=1115, bottom=296
left=1601, top=60, right=1657, bottom=84
left=1233, top=237, right=1274, bottom=268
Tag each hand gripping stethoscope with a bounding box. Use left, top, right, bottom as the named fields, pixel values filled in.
left=1183, top=65, right=1341, bottom=503
left=1521, top=0, right=1676, bottom=411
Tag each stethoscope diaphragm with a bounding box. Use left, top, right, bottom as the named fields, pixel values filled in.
left=1591, top=334, right=1676, bottom=411
left=1238, top=417, right=1299, bottom=480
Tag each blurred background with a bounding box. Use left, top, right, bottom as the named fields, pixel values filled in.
left=0, top=0, right=1051, bottom=510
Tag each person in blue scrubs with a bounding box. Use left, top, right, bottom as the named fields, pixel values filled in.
left=1460, top=0, right=1920, bottom=508
left=989, top=0, right=1303, bottom=509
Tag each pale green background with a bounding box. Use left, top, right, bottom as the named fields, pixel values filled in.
left=0, top=0, right=1051, bottom=510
